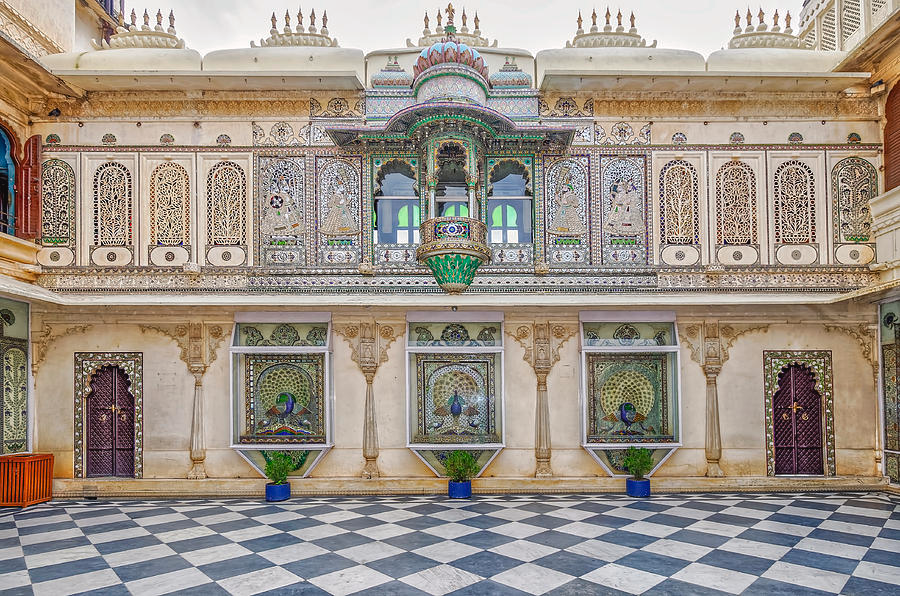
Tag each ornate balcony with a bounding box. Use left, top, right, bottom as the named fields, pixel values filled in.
left=416, top=217, right=491, bottom=294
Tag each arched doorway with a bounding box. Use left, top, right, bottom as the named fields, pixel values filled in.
left=772, top=364, right=824, bottom=475
left=86, top=365, right=136, bottom=477
left=886, top=83, right=900, bottom=192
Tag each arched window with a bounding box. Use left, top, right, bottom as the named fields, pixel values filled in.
left=374, top=159, right=420, bottom=244
left=435, top=142, right=469, bottom=217
left=659, top=160, right=699, bottom=245
left=487, top=159, right=532, bottom=244
left=149, top=162, right=190, bottom=246
left=773, top=160, right=815, bottom=244
left=41, top=159, right=76, bottom=247
left=0, top=128, right=15, bottom=236
left=207, top=161, right=246, bottom=246
left=92, top=162, right=132, bottom=246
left=715, top=161, right=757, bottom=245
left=832, top=157, right=876, bottom=243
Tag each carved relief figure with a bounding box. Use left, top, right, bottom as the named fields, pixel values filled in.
left=605, top=178, right=643, bottom=236
left=260, top=163, right=304, bottom=237
left=547, top=168, right=586, bottom=236
left=320, top=177, right=359, bottom=236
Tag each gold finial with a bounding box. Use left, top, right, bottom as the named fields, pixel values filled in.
left=424, top=10, right=429, bottom=28
left=156, top=9, right=163, bottom=27
left=298, top=6, right=303, bottom=27
left=310, top=8, right=316, bottom=26
left=169, top=9, right=175, bottom=30
left=445, top=3, right=455, bottom=26
left=474, top=11, right=479, bottom=29
left=143, top=9, right=149, bottom=27
left=461, top=8, right=467, bottom=26
left=785, top=11, right=792, bottom=28
left=773, top=10, right=779, bottom=27
left=130, top=8, right=136, bottom=27
left=577, top=10, right=582, bottom=29
left=616, top=9, right=622, bottom=27
left=758, top=7, right=764, bottom=24
left=734, top=10, right=740, bottom=28
left=271, top=11, right=277, bottom=29
left=436, top=7, right=442, bottom=26
left=630, top=12, right=635, bottom=28
left=591, top=8, right=597, bottom=26
left=284, top=9, right=291, bottom=29
left=322, top=10, right=327, bottom=28
left=605, top=7, right=611, bottom=26
left=746, top=8, right=752, bottom=27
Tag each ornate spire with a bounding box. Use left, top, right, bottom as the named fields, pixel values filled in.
left=91, top=6, right=187, bottom=49
left=567, top=6, right=656, bottom=48
left=251, top=7, right=338, bottom=47
left=728, top=6, right=800, bottom=49
left=410, top=4, right=496, bottom=47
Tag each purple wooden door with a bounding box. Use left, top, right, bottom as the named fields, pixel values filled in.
left=86, top=366, right=134, bottom=477
left=773, top=364, right=824, bottom=475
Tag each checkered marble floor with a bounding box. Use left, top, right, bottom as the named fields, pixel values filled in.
left=0, top=492, right=898, bottom=596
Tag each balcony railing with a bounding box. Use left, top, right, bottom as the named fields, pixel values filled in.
left=798, top=0, right=899, bottom=53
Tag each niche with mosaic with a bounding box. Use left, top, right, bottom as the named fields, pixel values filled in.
left=232, top=322, right=330, bottom=446
left=317, top=156, right=362, bottom=267
left=544, top=156, right=590, bottom=266
left=256, top=155, right=307, bottom=266
left=600, top=155, right=649, bottom=265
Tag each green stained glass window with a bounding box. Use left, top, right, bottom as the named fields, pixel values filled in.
left=582, top=322, right=677, bottom=347
left=234, top=323, right=328, bottom=347
left=408, top=322, right=500, bottom=347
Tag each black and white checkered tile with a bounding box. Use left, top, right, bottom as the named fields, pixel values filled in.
left=0, top=492, right=898, bottom=595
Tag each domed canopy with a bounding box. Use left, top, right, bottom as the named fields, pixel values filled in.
left=414, top=39, right=488, bottom=79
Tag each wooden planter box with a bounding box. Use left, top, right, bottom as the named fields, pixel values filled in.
left=0, top=454, right=54, bottom=507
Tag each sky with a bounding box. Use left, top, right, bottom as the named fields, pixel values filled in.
left=155, top=1, right=806, bottom=57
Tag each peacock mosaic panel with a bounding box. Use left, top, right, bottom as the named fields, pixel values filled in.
left=410, top=352, right=500, bottom=445
left=241, top=353, right=326, bottom=444
left=585, top=352, right=677, bottom=444
left=256, top=155, right=306, bottom=266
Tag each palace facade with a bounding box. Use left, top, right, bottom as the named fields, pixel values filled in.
left=0, top=0, right=899, bottom=495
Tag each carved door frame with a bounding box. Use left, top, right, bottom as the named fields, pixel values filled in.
left=763, top=351, right=835, bottom=476
left=75, top=352, right=143, bottom=478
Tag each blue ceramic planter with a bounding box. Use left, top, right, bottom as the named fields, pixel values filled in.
left=448, top=481, right=472, bottom=499
left=265, top=482, right=291, bottom=502
left=626, top=478, right=650, bottom=498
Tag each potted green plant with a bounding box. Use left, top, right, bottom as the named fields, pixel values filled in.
left=264, top=450, right=294, bottom=502
left=444, top=450, right=479, bottom=499
left=623, top=446, right=653, bottom=498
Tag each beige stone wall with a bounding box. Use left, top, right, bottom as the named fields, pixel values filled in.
left=31, top=304, right=881, bottom=483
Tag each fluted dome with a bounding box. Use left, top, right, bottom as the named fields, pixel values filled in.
left=414, top=40, right=488, bottom=79
left=488, top=57, right=532, bottom=88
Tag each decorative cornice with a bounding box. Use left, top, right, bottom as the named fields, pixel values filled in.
left=0, top=1, right=64, bottom=56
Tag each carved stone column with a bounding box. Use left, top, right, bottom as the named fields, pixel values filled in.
left=140, top=322, right=226, bottom=480
left=335, top=320, right=402, bottom=479
left=509, top=321, right=575, bottom=478
left=684, top=321, right=768, bottom=478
